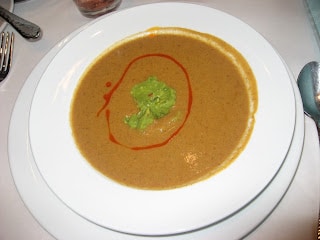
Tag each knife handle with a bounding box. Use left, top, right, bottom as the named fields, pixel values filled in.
left=0, top=5, right=42, bottom=41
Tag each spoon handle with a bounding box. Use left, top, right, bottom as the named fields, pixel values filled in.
left=0, top=5, right=42, bottom=41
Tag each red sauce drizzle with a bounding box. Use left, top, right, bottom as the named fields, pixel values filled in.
left=97, top=53, right=193, bottom=150
left=105, top=81, right=112, bottom=87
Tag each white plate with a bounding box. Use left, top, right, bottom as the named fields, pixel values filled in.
left=0, top=0, right=14, bottom=33
left=28, top=3, right=296, bottom=235
left=8, top=14, right=304, bottom=240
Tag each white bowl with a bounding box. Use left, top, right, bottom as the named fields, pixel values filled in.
left=29, top=2, right=296, bottom=235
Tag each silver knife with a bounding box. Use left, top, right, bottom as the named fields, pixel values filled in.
left=0, top=5, right=42, bottom=41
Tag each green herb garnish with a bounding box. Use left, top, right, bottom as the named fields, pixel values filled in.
left=124, top=76, right=176, bottom=129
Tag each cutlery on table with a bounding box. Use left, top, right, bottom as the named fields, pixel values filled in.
left=0, top=32, right=14, bottom=82
left=298, top=62, right=320, bottom=136
left=0, top=5, right=41, bottom=41
left=297, top=61, right=320, bottom=239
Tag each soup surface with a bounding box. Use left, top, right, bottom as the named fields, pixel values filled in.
left=70, top=27, right=258, bottom=190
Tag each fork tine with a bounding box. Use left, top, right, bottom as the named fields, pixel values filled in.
left=0, top=32, right=5, bottom=66
left=2, top=32, right=9, bottom=72
left=0, top=32, right=14, bottom=82
left=7, top=32, right=14, bottom=72
left=2, top=32, right=13, bottom=71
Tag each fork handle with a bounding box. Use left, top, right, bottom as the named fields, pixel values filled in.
left=0, top=5, right=42, bottom=41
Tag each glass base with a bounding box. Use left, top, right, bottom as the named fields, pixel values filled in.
left=74, top=0, right=121, bottom=18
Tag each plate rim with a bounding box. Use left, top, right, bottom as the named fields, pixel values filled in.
left=7, top=5, right=304, bottom=239
left=28, top=2, right=296, bottom=235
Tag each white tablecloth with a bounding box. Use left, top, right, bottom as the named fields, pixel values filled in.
left=0, top=0, right=319, bottom=239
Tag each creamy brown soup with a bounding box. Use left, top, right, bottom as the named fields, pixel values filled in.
left=70, top=27, right=258, bottom=190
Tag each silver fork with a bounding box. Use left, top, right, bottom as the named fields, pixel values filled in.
left=0, top=32, right=14, bottom=82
